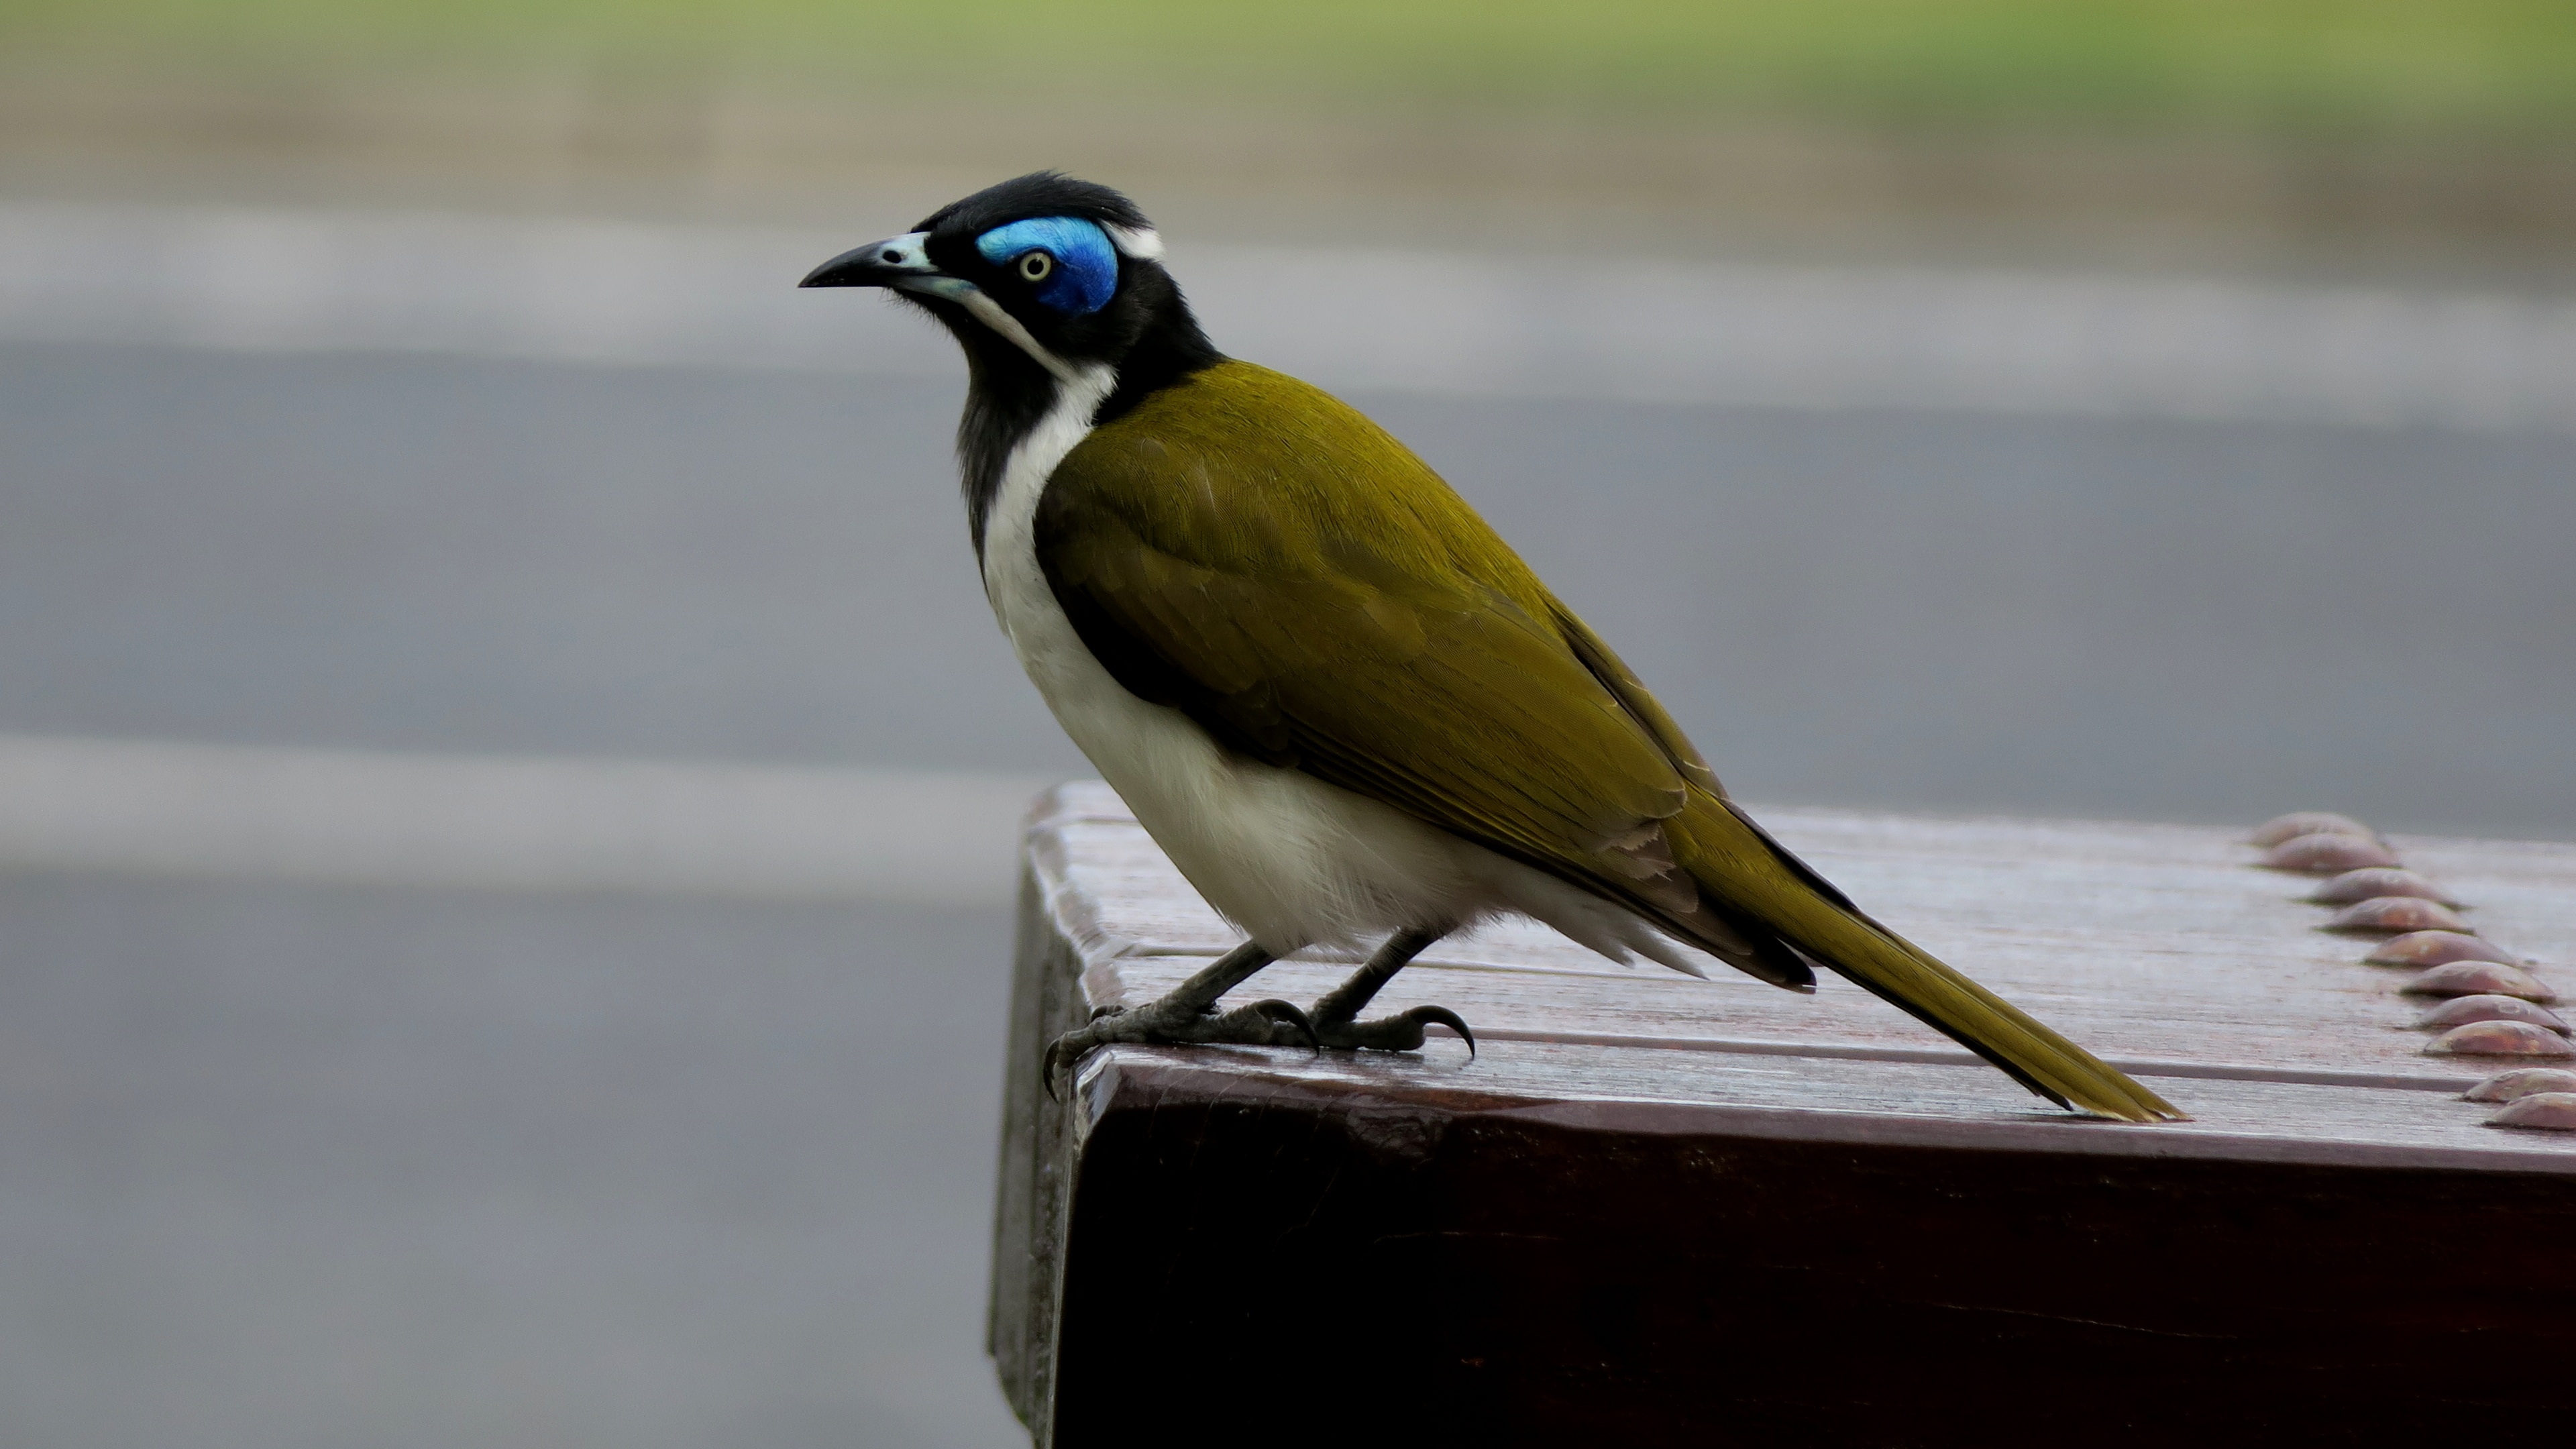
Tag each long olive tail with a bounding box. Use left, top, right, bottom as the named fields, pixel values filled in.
left=1667, top=798, right=2184, bottom=1123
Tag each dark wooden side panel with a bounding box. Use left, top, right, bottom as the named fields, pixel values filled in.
left=984, top=865, right=1090, bottom=1440
left=1003, top=792, right=2576, bottom=1444
left=1048, top=1063, right=2576, bottom=1448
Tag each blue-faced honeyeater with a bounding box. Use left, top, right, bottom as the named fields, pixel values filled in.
left=802, top=172, right=2180, bottom=1124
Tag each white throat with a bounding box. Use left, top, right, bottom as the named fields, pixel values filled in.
left=980, top=364, right=1118, bottom=609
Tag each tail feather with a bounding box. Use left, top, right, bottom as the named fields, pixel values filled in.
left=1669, top=796, right=2184, bottom=1124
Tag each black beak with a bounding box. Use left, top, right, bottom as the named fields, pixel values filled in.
left=799, top=233, right=941, bottom=289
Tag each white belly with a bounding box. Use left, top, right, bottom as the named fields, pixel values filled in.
left=975, top=370, right=1707, bottom=973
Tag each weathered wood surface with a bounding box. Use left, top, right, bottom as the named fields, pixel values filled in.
left=991, top=782, right=2576, bottom=1446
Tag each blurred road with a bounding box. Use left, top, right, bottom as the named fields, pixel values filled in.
left=1, top=212, right=2571, bottom=1449
left=0, top=874, right=1021, bottom=1449
left=9, top=201, right=2573, bottom=431
left=6, top=339, right=2569, bottom=835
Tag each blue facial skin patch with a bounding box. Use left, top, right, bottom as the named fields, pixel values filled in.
left=974, top=217, right=1120, bottom=316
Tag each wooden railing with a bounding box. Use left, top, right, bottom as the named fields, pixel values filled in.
left=991, top=782, right=2576, bottom=1444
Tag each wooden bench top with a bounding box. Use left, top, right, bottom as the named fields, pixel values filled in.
left=990, top=782, right=2576, bottom=1445
left=1032, top=780, right=2576, bottom=1168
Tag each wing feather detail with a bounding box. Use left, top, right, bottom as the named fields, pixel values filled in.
left=1034, top=360, right=1711, bottom=924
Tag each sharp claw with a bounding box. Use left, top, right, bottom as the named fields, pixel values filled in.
left=1043, top=1026, right=1099, bottom=1102
left=1252, top=998, right=1320, bottom=1053
left=1409, top=1006, right=1476, bottom=1060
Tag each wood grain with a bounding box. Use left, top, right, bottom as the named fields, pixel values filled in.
left=1033, top=780, right=2576, bottom=1152
left=992, top=782, right=2576, bottom=1445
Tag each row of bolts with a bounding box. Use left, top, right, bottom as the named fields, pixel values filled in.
left=2253, top=810, right=2575, bottom=1133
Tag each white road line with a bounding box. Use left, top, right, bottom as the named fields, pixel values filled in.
left=0, top=734, right=1053, bottom=906
left=3, top=199, right=2570, bottom=431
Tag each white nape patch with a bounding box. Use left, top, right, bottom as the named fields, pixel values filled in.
left=1102, top=223, right=1164, bottom=261
left=974, top=366, right=1721, bottom=974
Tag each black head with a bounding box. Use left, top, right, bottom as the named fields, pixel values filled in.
left=801, top=173, right=1223, bottom=551
left=800, top=172, right=1217, bottom=407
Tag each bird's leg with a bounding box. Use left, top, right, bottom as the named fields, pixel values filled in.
left=1043, top=941, right=1316, bottom=1095
left=1308, top=927, right=1475, bottom=1057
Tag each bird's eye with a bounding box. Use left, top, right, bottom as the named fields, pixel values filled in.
left=1017, top=251, right=1053, bottom=282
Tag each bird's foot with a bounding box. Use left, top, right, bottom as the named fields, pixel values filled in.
left=1312, top=1004, right=1476, bottom=1058
left=1044, top=995, right=1316, bottom=1097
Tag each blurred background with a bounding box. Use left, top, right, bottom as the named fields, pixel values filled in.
left=1, top=3, right=2571, bottom=1444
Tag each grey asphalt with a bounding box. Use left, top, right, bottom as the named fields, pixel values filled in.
left=2, top=337, right=2571, bottom=1446
left=0, top=873, right=1020, bottom=1448
left=7, top=341, right=2570, bottom=835
left=15, top=201, right=2571, bottom=433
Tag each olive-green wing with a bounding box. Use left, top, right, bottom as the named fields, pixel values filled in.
left=1034, top=361, right=1798, bottom=981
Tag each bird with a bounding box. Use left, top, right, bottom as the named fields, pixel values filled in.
left=801, top=172, right=2181, bottom=1123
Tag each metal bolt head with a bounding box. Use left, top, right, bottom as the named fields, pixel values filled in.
left=2366, top=930, right=2518, bottom=969
left=2306, top=868, right=2457, bottom=906
left=2263, top=833, right=2400, bottom=873
left=2322, top=897, right=2471, bottom=935
left=2424, top=1020, right=2575, bottom=1057
left=2249, top=812, right=2378, bottom=847
left=2464, top=1068, right=2576, bottom=1103
left=2414, top=994, right=2571, bottom=1035
left=2402, top=961, right=2557, bottom=1002
left=2486, top=1092, right=2576, bottom=1132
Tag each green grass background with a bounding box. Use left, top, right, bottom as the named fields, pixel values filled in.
left=11, top=0, right=2575, bottom=140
